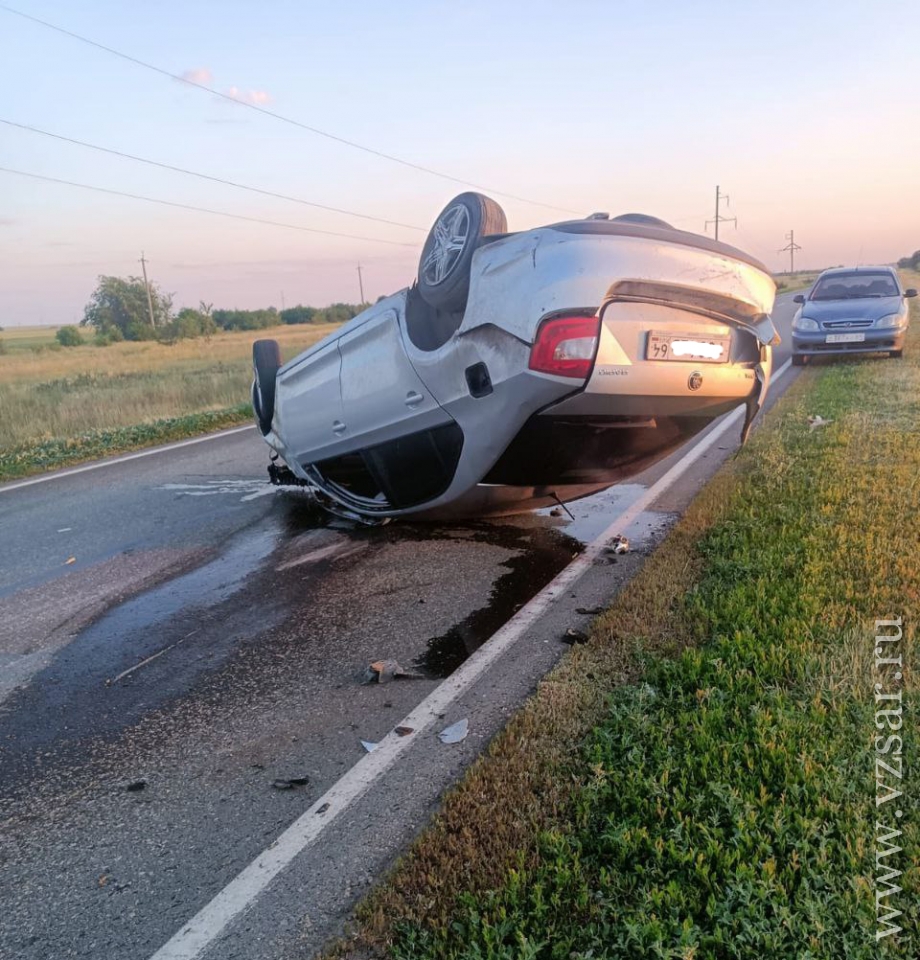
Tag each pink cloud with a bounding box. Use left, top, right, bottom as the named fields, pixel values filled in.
left=180, top=67, right=213, bottom=84
left=226, top=85, right=272, bottom=105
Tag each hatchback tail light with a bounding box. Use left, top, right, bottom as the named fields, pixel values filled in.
left=529, top=315, right=600, bottom=379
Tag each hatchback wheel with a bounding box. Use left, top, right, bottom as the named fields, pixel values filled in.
left=417, top=192, right=507, bottom=312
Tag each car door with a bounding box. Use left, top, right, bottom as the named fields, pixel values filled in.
left=335, top=309, right=463, bottom=509
left=274, top=341, right=347, bottom=466
left=337, top=309, right=450, bottom=450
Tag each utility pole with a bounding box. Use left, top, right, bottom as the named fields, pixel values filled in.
left=705, top=185, right=737, bottom=241
left=139, top=251, right=156, bottom=328
left=779, top=231, right=803, bottom=273
left=357, top=264, right=365, bottom=304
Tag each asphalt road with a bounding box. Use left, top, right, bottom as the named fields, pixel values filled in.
left=0, top=297, right=797, bottom=960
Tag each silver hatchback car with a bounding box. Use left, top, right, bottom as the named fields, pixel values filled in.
left=253, top=193, right=778, bottom=521
left=791, top=266, right=916, bottom=365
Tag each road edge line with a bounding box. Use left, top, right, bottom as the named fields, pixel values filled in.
left=0, top=424, right=257, bottom=494
left=148, top=357, right=793, bottom=960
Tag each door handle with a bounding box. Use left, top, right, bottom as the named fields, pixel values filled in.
left=405, top=391, right=424, bottom=408
left=332, top=420, right=347, bottom=435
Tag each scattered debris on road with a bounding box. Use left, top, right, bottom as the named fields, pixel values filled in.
left=272, top=776, right=310, bottom=790
left=363, top=659, right=423, bottom=684
left=438, top=718, right=469, bottom=744
left=608, top=535, right=630, bottom=554
left=124, top=779, right=147, bottom=792
left=808, top=415, right=833, bottom=431
left=576, top=606, right=604, bottom=616
left=394, top=725, right=414, bottom=737
left=65, top=556, right=76, bottom=565
left=562, top=628, right=589, bottom=645
left=361, top=740, right=378, bottom=753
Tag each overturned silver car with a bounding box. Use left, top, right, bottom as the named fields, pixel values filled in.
left=252, top=193, right=778, bottom=520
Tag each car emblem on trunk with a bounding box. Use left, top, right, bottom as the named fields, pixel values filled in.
left=688, top=371, right=703, bottom=391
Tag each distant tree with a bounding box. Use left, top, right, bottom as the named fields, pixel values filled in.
left=56, top=325, right=84, bottom=347
left=212, top=307, right=279, bottom=331
left=159, top=307, right=218, bottom=343
left=81, top=275, right=173, bottom=340
left=280, top=305, right=317, bottom=325
left=897, top=250, right=920, bottom=270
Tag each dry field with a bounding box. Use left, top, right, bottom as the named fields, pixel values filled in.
left=0, top=324, right=336, bottom=448
left=0, top=324, right=338, bottom=478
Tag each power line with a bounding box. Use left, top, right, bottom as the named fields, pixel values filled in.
left=0, top=3, right=579, bottom=216
left=0, top=118, right=425, bottom=232
left=0, top=166, right=419, bottom=246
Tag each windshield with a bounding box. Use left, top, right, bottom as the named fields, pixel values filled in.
left=811, top=272, right=899, bottom=300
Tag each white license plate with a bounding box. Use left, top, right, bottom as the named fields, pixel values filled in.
left=646, top=332, right=731, bottom=363
left=825, top=333, right=865, bottom=344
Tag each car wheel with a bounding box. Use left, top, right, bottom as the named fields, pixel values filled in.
left=792, top=354, right=807, bottom=366
left=889, top=349, right=903, bottom=359
left=252, top=339, right=281, bottom=435
left=417, top=192, right=507, bottom=311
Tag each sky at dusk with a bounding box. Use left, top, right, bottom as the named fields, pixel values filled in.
left=1, top=0, right=918, bottom=326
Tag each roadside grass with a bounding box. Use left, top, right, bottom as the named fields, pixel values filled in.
left=341, top=290, right=920, bottom=957
left=774, top=270, right=820, bottom=294
left=0, top=324, right=336, bottom=481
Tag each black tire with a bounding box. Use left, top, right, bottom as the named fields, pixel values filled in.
left=417, top=192, right=507, bottom=311
left=890, top=349, right=904, bottom=359
left=792, top=354, right=807, bottom=366
left=252, top=339, right=281, bottom=435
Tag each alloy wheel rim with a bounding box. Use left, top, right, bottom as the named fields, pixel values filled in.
left=421, top=204, right=471, bottom=286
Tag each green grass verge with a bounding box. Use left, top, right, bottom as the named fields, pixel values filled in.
left=343, top=338, right=919, bottom=955
left=0, top=404, right=252, bottom=482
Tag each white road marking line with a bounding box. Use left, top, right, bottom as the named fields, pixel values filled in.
left=0, top=425, right=257, bottom=495
left=148, top=357, right=793, bottom=960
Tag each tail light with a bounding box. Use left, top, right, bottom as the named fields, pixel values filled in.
left=529, top=314, right=600, bottom=379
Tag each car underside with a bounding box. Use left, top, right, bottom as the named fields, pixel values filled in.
left=252, top=194, right=778, bottom=521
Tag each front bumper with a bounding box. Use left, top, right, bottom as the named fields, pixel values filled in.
left=792, top=328, right=905, bottom=356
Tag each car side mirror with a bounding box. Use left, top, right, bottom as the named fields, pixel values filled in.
left=793, top=294, right=805, bottom=304
left=906, top=288, right=918, bottom=298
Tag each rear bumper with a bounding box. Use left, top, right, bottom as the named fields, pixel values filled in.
left=792, top=329, right=905, bottom=355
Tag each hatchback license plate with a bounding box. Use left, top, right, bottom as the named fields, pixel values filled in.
left=646, top=332, right=731, bottom=363
left=825, top=333, right=865, bottom=344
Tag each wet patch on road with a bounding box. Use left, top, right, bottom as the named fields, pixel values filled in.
left=0, top=485, right=648, bottom=820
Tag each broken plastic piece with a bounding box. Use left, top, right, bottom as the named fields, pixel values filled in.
left=609, top=535, right=630, bottom=554
left=361, top=740, right=378, bottom=753
left=363, top=659, right=423, bottom=684
left=394, top=725, right=414, bottom=737
left=438, top=718, right=469, bottom=744
left=808, top=415, right=833, bottom=431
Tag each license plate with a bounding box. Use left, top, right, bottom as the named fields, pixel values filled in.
left=825, top=333, right=865, bottom=344
left=646, top=332, right=731, bottom=363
